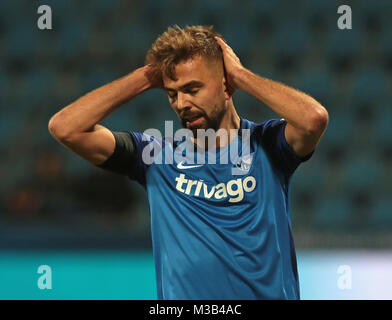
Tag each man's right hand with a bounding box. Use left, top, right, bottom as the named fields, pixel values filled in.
left=143, top=64, right=163, bottom=89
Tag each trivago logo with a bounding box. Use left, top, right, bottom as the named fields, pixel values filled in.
left=175, top=174, right=256, bottom=203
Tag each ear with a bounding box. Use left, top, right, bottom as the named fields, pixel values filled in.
left=222, top=76, right=234, bottom=100
left=219, top=59, right=235, bottom=99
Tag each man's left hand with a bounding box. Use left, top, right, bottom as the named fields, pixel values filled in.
left=215, top=36, right=245, bottom=96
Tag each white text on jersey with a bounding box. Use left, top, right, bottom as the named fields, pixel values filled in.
left=174, top=173, right=256, bottom=203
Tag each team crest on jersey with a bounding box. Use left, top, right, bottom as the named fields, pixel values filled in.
left=232, top=153, right=254, bottom=175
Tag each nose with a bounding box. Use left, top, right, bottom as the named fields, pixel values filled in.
left=176, top=91, right=192, bottom=112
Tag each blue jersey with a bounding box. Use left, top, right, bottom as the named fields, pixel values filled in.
left=126, top=117, right=312, bottom=299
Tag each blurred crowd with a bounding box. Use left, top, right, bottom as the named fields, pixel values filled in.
left=1, top=0, right=391, bottom=248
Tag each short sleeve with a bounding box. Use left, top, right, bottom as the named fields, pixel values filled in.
left=126, top=131, right=158, bottom=187
left=256, top=119, right=314, bottom=176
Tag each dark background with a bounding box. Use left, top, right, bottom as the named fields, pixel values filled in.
left=1, top=0, right=391, bottom=250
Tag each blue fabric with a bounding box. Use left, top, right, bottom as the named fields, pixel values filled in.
left=126, top=118, right=312, bottom=299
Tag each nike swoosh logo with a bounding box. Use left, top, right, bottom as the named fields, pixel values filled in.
left=177, top=161, right=204, bottom=169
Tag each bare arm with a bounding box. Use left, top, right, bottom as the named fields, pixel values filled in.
left=48, top=65, right=162, bottom=165
left=233, top=69, right=328, bottom=157
left=215, top=37, right=329, bottom=158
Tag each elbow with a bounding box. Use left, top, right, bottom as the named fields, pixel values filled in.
left=48, top=115, right=57, bottom=137
left=48, top=113, right=70, bottom=141
left=308, top=105, right=329, bottom=135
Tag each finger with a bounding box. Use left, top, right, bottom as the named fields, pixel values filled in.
left=214, top=36, right=227, bottom=48
left=214, top=37, right=223, bottom=49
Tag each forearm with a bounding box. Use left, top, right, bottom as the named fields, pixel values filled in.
left=49, top=66, right=152, bottom=138
left=234, top=68, right=327, bottom=132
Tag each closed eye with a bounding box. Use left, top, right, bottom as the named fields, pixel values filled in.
left=187, top=89, right=199, bottom=95
left=167, top=88, right=199, bottom=101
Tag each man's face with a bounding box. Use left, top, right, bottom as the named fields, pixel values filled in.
left=162, top=55, right=230, bottom=134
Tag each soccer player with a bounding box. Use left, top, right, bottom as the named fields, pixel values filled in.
left=48, top=25, right=328, bottom=299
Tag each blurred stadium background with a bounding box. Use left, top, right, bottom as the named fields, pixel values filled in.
left=0, top=0, right=391, bottom=299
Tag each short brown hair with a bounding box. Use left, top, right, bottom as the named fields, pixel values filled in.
left=145, top=25, right=223, bottom=80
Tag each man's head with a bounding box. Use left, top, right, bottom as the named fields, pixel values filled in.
left=145, top=25, right=233, bottom=133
